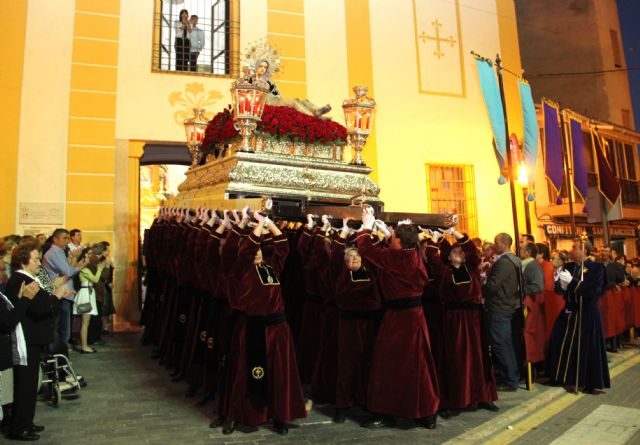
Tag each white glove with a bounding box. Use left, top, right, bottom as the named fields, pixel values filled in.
left=557, top=270, right=573, bottom=290
left=241, top=205, right=250, bottom=222
left=231, top=209, right=241, bottom=225
left=397, top=218, right=413, bottom=226
left=431, top=230, right=443, bottom=243
left=221, top=210, right=232, bottom=229
left=374, top=219, right=390, bottom=237
left=362, top=207, right=375, bottom=230
left=321, top=215, right=332, bottom=231
left=306, top=214, right=316, bottom=230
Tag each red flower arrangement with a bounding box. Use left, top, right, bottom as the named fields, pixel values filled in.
left=201, top=105, right=348, bottom=152
left=201, top=107, right=236, bottom=152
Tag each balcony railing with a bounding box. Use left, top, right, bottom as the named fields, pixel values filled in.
left=546, top=173, right=640, bottom=207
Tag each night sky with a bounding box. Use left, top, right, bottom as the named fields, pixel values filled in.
left=617, top=0, right=640, bottom=132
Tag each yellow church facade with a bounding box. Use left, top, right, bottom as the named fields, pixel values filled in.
left=2, top=0, right=528, bottom=323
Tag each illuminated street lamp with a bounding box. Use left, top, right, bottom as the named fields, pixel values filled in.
left=516, top=161, right=533, bottom=234
left=184, top=108, right=208, bottom=168
left=517, top=161, right=528, bottom=187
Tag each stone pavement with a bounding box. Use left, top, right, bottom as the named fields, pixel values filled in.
left=21, top=333, right=640, bottom=445
left=506, top=345, right=640, bottom=445
left=548, top=405, right=640, bottom=445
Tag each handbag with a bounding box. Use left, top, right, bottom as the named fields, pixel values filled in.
left=75, top=288, right=93, bottom=315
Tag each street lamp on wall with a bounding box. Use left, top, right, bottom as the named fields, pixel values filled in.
left=517, top=160, right=533, bottom=234
left=517, top=161, right=528, bottom=187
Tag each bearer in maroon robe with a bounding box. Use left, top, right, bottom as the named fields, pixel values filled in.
left=356, top=209, right=439, bottom=429
left=419, top=233, right=444, bottom=404
left=296, top=215, right=325, bottom=386
left=220, top=211, right=306, bottom=435
left=423, top=228, right=498, bottom=416
left=329, top=217, right=381, bottom=423
left=520, top=242, right=546, bottom=365
left=310, top=215, right=340, bottom=405
left=211, top=209, right=250, bottom=427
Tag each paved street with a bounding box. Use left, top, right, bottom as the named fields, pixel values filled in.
left=26, top=333, right=640, bottom=445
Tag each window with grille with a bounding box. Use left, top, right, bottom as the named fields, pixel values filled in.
left=153, top=0, right=239, bottom=76
left=610, top=29, right=623, bottom=68
left=426, top=164, right=478, bottom=237
left=621, top=109, right=632, bottom=129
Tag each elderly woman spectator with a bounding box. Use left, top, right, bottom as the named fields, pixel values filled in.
left=1, top=281, right=39, bottom=433
left=5, top=241, right=71, bottom=441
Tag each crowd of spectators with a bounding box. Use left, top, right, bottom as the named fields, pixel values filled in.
left=0, top=229, right=115, bottom=441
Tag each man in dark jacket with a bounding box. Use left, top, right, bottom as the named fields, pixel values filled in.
left=482, top=233, right=521, bottom=391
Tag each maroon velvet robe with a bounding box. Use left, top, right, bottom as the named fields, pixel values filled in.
left=310, top=229, right=339, bottom=404
left=355, top=229, right=439, bottom=418
left=420, top=240, right=444, bottom=398
left=330, top=236, right=380, bottom=409
left=215, top=226, right=248, bottom=418
left=186, top=224, right=220, bottom=388
left=223, top=232, right=306, bottom=426
left=296, top=227, right=325, bottom=384
left=426, top=236, right=497, bottom=410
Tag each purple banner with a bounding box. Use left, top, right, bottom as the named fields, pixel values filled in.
left=569, top=117, right=588, bottom=203
left=543, top=101, right=564, bottom=192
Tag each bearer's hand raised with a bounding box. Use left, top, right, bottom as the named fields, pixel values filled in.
left=374, top=219, right=391, bottom=238
left=241, top=205, right=251, bottom=223
left=321, top=215, right=332, bottom=232
left=362, top=207, right=375, bottom=230
left=221, top=210, right=232, bottom=229
left=306, top=214, right=316, bottom=230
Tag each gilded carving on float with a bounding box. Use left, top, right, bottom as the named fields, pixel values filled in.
left=168, top=82, right=223, bottom=125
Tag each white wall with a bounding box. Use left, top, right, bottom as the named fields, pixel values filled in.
left=15, top=0, right=75, bottom=228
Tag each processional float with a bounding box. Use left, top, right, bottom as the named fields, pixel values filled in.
left=172, top=41, right=455, bottom=229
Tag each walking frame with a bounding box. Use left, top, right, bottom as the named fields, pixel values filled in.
left=39, top=353, right=83, bottom=407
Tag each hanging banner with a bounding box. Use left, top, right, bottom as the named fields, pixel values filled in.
left=569, top=116, right=589, bottom=204
left=519, top=81, right=538, bottom=199
left=543, top=100, right=564, bottom=194
left=592, top=131, right=621, bottom=205
left=475, top=58, right=506, bottom=182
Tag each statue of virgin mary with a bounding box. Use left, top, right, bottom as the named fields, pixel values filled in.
left=244, top=41, right=331, bottom=117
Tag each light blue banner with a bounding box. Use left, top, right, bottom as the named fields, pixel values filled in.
left=475, top=59, right=506, bottom=181
left=519, top=80, right=539, bottom=200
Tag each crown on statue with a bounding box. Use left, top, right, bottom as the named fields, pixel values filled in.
left=243, top=39, right=282, bottom=79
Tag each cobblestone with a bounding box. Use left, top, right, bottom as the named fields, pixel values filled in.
left=23, top=333, right=640, bottom=445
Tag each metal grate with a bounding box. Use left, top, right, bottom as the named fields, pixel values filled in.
left=427, top=164, right=478, bottom=237
left=153, top=0, right=238, bottom=76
